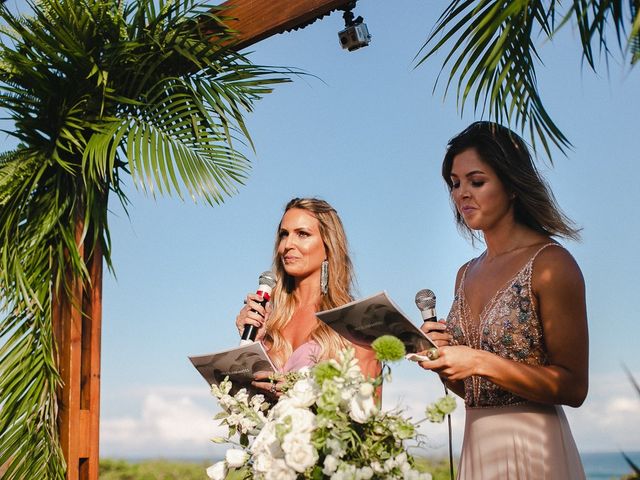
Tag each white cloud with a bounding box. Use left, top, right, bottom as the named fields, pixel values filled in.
left=100, top=370, right=640, bottom=459
left=101, top=390, right=227, bottom=458
left=565, top=371, right=640, bottom=452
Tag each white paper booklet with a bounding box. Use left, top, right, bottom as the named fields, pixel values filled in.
left=189, top=341, right=276, bottom=395
left=316, top=291, right=436, bottom=353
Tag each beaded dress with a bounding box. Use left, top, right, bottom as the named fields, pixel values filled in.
left=447, top=243, right=585, bottom=479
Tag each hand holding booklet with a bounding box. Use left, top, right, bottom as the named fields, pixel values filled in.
left=316, top=291, right=436, bottom=355
left=190, top=291, right=434, bottom=394
left=189, top=341, right=276, bottom=396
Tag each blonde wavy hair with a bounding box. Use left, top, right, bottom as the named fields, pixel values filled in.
left=264, top=198, right=354, bottom=369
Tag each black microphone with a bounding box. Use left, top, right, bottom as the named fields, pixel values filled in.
left=415, top=289, right=437, bottom=322
left=240, top=271, right=277, bottom=345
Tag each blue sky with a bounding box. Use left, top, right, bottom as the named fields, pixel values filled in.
left=2, top=0, right=639, bottom=460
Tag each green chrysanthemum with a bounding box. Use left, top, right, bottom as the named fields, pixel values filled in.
left=371, top=335, right=406, bottom=362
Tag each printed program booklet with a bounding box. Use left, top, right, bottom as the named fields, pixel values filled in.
left=316, top=291, right=436, bottom=354
left=189, top=341, right=276, bottom=395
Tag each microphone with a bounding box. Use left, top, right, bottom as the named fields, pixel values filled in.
left=415, top=289, right=437, bottom=322
left=415, top=288, right=454, bottom=480
left=240, top=271, right=277, bottom=345
left=412, top=288, right=440, bottom=361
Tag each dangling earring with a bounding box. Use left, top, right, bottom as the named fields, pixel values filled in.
left=320, top=259, right=329, bottom=295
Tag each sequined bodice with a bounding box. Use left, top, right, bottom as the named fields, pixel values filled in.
left=447, top=244, right=557, bottom=407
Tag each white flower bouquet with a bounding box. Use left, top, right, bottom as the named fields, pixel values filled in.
left=207, top=336, right=456, bottom=480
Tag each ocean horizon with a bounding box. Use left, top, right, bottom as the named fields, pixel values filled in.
left=581, top=451, right=639, bottom=480
left=112, top=451, right=640, bottom=479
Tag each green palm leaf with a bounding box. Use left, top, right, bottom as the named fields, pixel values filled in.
left=1, top=0, right=290, bottom=477
left=417, top=0, right=638, bottom=159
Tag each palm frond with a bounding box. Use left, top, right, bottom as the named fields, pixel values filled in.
left=417, top=0, right=570, bottom=158
left=417, top=0, right=638, bottom=159
left=0, top=148, right=76, bottom=480
left=630, top=0, right=640, bottom=63
left=1, top=0, right=290, bottom=477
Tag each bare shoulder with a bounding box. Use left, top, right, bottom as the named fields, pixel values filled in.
left=532, top=244, right=584, bottom=292
left=353, top=342, right=376, bottom=359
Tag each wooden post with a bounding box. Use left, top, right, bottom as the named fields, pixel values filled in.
left=54, top=214, right=102, bottom=480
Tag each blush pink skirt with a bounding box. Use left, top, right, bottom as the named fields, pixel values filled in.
left=458, top=403, right=585, bottom=480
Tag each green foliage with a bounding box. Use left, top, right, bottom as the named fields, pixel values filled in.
left=417, top=0, right=640, bottom=159
left=425, top=394, right=457, bottom=423
left=0, top=0, right=288, bottom=478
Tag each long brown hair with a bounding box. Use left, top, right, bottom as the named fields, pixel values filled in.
left=265, top=198, right=354, bottom=369
left=441, top=121, right=580, bottom=241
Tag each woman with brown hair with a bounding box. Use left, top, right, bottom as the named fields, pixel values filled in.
left=235, top=197, right=379, bottom=397
left=420, top=122, right=588, bottom=479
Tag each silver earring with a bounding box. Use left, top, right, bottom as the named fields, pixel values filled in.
left=320, top=260, right=329, bottom=295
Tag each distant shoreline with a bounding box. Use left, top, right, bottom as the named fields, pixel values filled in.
left=100, top=451, right=640, bottom=479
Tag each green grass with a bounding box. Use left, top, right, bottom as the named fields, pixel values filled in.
left=99, top=459, right=210, bottom=480
left=415, top=457, right=457, bottom=480
left=99, top=457, right=454, bottom=479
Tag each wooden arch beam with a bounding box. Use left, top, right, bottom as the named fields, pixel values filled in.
left=217, top=0, right=355, bottom=50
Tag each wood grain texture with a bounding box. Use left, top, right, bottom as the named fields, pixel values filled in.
left=215, top=0, right=353, bottom=49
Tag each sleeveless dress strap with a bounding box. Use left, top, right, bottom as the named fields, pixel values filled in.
left=458, top=259, right=475, bottom=290
left=528, top=242, right=562, bottom=268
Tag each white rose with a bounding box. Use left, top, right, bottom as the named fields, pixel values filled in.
left=267, top=458, right=298, bottom=480
left=225, top=448, right=248, bottom=468
left=289, top=378, right=318, bottom=407
left=282, top=433, right=318, bottom=472
left=284, top=407, right=316, bottom=434
left=322, top=454, right=339, bottom=475
left=205, top=461, right=227, bottom=480
left=251, top=421, right=282, bottom=458
left=272, top=397, right=297, bottom=418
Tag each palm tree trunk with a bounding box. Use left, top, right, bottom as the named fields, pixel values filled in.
left=53, top=210, right=103, bottom=480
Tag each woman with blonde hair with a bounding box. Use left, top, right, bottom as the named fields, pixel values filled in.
left=235, top=197, right=379, bottom=397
